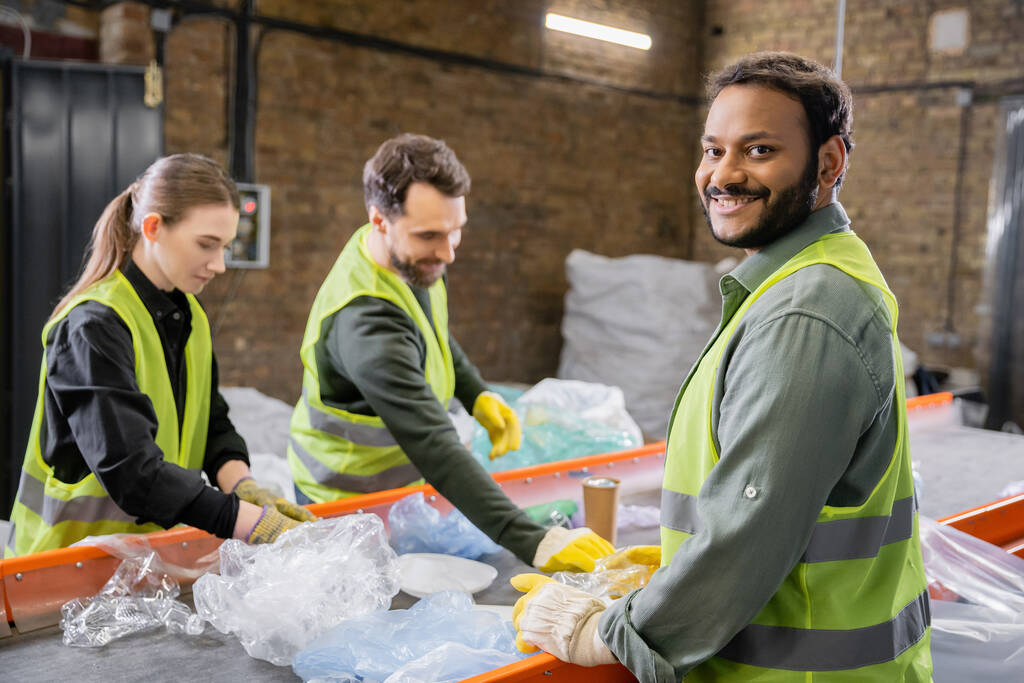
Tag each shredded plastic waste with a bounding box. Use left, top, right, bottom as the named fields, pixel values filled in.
left=388, top=492, right=501, bottom=559
left=292, top=590, right=528, bottom=682
left=471, top=379, right=642, bottom=473
left=193, top=514, right=400, bottom=666
left=551, top=546, right=659, bottom=601
left=60, top=550, right=203, bottom=647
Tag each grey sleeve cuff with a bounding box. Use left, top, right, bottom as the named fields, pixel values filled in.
left=599, top=591, right=679, bottom=683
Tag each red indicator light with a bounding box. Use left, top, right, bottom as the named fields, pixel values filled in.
left=243, top=200, right=257, bottom=214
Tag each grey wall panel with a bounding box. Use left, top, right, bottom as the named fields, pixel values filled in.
left=68, top=71, right=116, bottom=280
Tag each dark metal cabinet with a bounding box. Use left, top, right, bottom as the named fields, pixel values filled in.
left=2, top=60, right=162, bottom=514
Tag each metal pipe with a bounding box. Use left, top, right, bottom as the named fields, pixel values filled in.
left=834, top=0, right=846, bottom=77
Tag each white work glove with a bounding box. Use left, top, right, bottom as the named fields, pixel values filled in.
left=533, top=526, right=615, bottom=573
left=512, top=573, right=617, bottom=666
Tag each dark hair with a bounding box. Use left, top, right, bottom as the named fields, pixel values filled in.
left=52, top=153, right=239, bottom=320
left=707, top=52, right=854, bottom=187
left=363, top=133, right=471, bottom=218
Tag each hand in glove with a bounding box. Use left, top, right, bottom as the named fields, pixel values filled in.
left=605, top=545, right=661, bottom=570
left=511, top=573, right=617, bottom=666
left=533, top=526, right=615, bottom=573
left=245, top=505, right=302, bottom=544
left=472, top=391, right=522, bottom=460
left=233, top=477, right=318, bottom=523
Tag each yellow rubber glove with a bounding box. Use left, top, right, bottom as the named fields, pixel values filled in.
left=511, top=573, right=555, bottom=653
left=246, top=505, right=302, bottom=544
left=234, top=477, right=318, bottom=523
left=533, top=526, right=616, bottom=573
left=605, top=545, right=661, bottom=570
left=472, top=391, right=522, bottom=460
left=511, top=573, right=617, bottom=665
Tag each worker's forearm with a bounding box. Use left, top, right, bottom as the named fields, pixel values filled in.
left=216, top=459, right=252, bottom=492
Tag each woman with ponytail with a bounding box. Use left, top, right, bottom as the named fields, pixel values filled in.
left=5, top=154, right=314, bottom=557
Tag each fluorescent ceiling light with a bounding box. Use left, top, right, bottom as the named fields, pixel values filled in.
left=545, top=12, right=652, bottom=50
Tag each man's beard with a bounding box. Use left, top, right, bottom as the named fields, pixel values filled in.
left=389, top=248, right=445, bottom=288
left=701, top=157, right=820, bottom=250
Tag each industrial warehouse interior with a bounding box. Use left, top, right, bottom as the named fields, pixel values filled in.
left=1, top=1, right=1023, bottom=681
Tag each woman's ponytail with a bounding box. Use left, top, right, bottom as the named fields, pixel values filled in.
left=49, top=186, right=138, bottom=320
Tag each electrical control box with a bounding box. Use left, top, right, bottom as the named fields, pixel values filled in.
left=227, top=182, right=270, bottom=268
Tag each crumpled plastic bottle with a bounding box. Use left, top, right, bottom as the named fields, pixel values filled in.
left=193, top=514, right=400, bottom=666
left=60, top=551, right=204, bottom=647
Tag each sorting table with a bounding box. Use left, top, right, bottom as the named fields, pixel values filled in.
left=0, top=447, right=665, bottom=682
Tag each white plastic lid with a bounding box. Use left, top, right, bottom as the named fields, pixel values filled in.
left=397, top=553, right=499, bottom=598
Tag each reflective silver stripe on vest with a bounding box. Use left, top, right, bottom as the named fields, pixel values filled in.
left=16, top=469, right=136, bottom=527
left=718, top=589, right=930, bottom=671
left=802, top=496, right=916, bottom=563
left=303, top=388, right=399, bottom=447
left=662, top=490, right=916, bottom=563
left=3, top=522, right=15, bottom=554
left=660, top=489, right=702, bottom=534
left=289, top=437, right=421, bottom=493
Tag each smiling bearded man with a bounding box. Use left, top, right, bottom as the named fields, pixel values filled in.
left=509, top=52, right=933, bottom=683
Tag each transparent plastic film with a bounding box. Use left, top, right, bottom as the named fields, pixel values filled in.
left=60, top=549, right=203, bottom=647
left=551, top=545, right=659, bottom=601
left=921, top=516, right=1024, bottom=614
left=192, top=514, right=400, bottom=666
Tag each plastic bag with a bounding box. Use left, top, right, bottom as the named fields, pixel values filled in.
left=921, top=516, right=1024, bottom=614
left=517, top=378, right=643, bottom=444
left=618, top=504, right=660, bottom=531
left=292, top=590, right=528, bottom=682
left=557, top=249, right=725, bottom=438
left=60, top=550, right=204, bottom=647
left=931, top=601, right=1024, bottom=682
left=551, top=546, right=658, bottom=601
left=470, top=379, right=642, bottom=474
left=388, top=492, right=501, bottom=559
left=193, top=514, right=400, bottom=666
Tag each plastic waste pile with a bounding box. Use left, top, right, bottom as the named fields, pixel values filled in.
left=388, top=492, right=501, bottom=559
left=470, top=379, right=643, bottom=473
left=60, top=550, right=204, bottom=647
left=292, top=590, right=528, bottom=682
left=193, top=514, right=400, bottom=666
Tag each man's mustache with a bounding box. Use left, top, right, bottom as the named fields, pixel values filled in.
left=705, top=185, right=770, bottom=201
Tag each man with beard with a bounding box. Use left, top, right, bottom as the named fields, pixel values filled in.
left=287, top=133, right=615, bottom=573
left=511, top=53, right=932, bottom=681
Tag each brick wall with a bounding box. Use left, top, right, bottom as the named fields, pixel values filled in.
left=94, top=0, right=1022, bottom=403
left=693, top=0, right=1024, bottom=376
left=162, top=1, right=702, bottom=402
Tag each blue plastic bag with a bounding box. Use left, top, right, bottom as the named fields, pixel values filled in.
left=388, top=492, right=501, bottom=559
left=292, top=591, right=528, bottom=682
